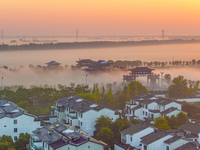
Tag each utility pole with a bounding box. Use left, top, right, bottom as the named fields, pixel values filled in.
left=85, top=73, right=87, bottom=86
left=1, top=76, right=3, bottom=90
left=160, top=72, right=164, bottom=91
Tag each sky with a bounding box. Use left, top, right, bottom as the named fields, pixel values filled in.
left=1, top=0, right=200, bottom=36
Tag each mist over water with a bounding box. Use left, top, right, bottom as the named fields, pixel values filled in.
left=0, top=43, right=200, bottom=89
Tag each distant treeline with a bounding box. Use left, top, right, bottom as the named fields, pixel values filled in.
left=0, top=39, right=200, bottom=51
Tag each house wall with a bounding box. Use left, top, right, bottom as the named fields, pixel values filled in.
left=165, top=110, right=182, bottom=117
left=164, top=139, right=189, bottom=150
left=165, top=102, right=181, bottom=110
left=141, top=134, right=173, bottom=150
left=148, top=102, right=158, bottom=110
left=50, top=141, right=105, bottom=150
left=134, top=108, right=143, bottom=120
left=129, top=127, right=154, bottom=147
left=0, top=114, right=40, bottom=140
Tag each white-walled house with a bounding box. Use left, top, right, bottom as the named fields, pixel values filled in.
left=126, top=94, right=183, bottom=122
left=51, top=96, right=119, bottom=136
left=115, top=123, right=155, bottom=150
left=30, top=122, right=110, bottom=150
left=178, top=122, right=200, bottom=143
left=0, top=99, right=41, bottom=141
left=140, top=130, right=173, bottom=150
left=163, top=136, right=189, bottom=150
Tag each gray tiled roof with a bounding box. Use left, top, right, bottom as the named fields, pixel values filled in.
left=174, top=142, right=198, bottom=150
left=140, top=130, right=169, bottom=145
left=56, top=96, right=106, bottom=113
left=0, top=99, right=37, bottom=119
left=160, top=107, right=180, bottom=115
left=178, top=122, right=200, bottom=134
left=120, top=123, right=150, bottom=135
left=131, top=105, right=142, bottom=110
left=164, top=136, right=182, bottom=144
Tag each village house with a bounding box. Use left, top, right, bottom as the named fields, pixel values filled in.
left=126, top=94, right=183, bottom=122
left=0, top=99, right=41, bottom=141
left=51, top=95, right=119, bottom=136
left=30, top=122, right=110, bottom=150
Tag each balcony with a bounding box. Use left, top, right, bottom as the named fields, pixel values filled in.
left=67, top=114, right=77, bottom=119
left=148, top=109, right=160, bottom=113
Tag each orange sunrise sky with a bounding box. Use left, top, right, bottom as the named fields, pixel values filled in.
left=1, top=0, right=200, bottom=36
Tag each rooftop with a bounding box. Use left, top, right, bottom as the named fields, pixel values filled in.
left=160, top=107, right=179, bottom=115
left=174, top=142, right=198, bottom=150
left=32, top=122, right=109, bottom=148
left=140, top=130, right=169, bottom=145
left=128, top=67, right=155, bottom=72
left=120, top=123, right=150, bottom=135
left=56, top=96, right=106, bottom=113
left=164, top=136, right=182, bottom=144
left=178, top=122, right=200, bottom=134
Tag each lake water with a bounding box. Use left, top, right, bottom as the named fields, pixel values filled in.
left=0, top=42, right=200, bottom=88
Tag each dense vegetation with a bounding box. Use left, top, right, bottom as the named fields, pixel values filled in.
left=0, top=133, right=30, bottom=150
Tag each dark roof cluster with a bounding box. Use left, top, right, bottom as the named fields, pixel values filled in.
left=56, top=96, right=106, bottom=113
left=32, top=122, right=108, bottom=148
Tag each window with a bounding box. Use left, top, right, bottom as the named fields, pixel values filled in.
left=80, top=113, right=83, bottom=118
left=130, top=137, right=132, bottom=142
left=143, top=145, right=147, bottom=150
left=145, top=105, right=147, bottom=109
left=146, top=112, right=147, bottom=116
left=14, top=136, right=17, bottom=141
left=166, top=146, right=169, bottom=150
left=143, top=111, right=144, bottom=115
left=88, top=146, right=90, bottom=149
left=81, top=122, right=82, bottom=126
left=14, top=120, right=17, bottom=124
left=14, top=128, right=17, bottom=132
left=68, top=147, right=70, bottom=150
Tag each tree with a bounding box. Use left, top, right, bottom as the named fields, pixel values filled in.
left=95, top=116, right=112, bottom=133
left=96, top=127, right=114, bottom=147
left=164, top=74, right=171, bottom=85
left=116, top=92, right=127, bottom=110
left=168, top=76, right=188, bottom=98
left=165, top=115, right=179, bottom=129
left=125, top=81, right=148, bottom=98
left=15, top=133, right=30, bottom=150
left=168, top=76, right=199, bottom=98
left=76, top=93, right=98, bottom=103
left=177, top=112, right=189, bottom=126
left=153, top=117, right=171, bottom=130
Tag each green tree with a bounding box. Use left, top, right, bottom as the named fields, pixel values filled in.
left=164, top=74, right=171, bottom=85
left=125, top=81, right=148, bottom=98
left=165, top=115, right=179, bottom=129
left=168, top=76, right=189, bottom=98
left=95, top=116, right=112, bottom=133
left=153, top=117, right=171, bottom=130
left=116, top=92, right=127, bottom=110
left=76, top=93, right=98, bottom=103
left=96, top=127, right=114, bottom=147
left=15, top=133, right=30, bottom=150
left=177, top=112, right=189, bottom=126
